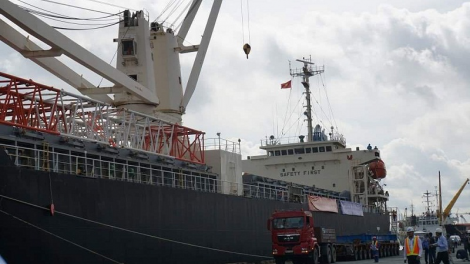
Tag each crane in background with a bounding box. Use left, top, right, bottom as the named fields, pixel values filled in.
left=438, top=178, right=469, bottom=224
left=459, top=213, right=470, bottom=223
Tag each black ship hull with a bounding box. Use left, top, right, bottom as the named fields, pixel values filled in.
left=0, top=165, right=390, bottom=264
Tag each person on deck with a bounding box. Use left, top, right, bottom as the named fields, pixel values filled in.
left=370, top=236, right=380, bottom=262
left=404, top=227, right=423, bottom=264
left=431, top=228, right=449, bottom=264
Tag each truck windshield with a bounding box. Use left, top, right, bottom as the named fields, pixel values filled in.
left=273, top=217, right=304, bottom=229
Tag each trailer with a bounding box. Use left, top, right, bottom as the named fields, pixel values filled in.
left=335, top=234, right=400, bottom=260
left=268, top=210, right=400, bottom=264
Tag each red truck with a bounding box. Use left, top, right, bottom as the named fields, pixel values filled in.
left=268, top=209, right=400, bottom=264
left=267, top=210, right=336, bottom=264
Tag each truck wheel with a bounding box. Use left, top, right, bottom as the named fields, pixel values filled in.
left=274, top=257, right=285, bottom=264
left=313, top=248, right=319, bottom=264
left=324, top=246, right=332, bottom=264
left=331, top=247, right=337, bottom=263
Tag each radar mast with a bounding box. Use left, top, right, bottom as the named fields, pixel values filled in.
left=289, top=56, right=324, bottom=142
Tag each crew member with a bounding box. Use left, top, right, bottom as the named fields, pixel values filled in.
left=423, top=233, right=430, bottom=264
left=429, top=232, right=436, bottom=264
left=463, top=232, right=469, bottom=261
left=371, top=236, right=380, bottom=262
left=404, top=227, right=423, bottom=264
left=432, top=228, right=449, bottom=264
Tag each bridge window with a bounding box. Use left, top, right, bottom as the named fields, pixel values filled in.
left=319, top=147, right=325, bottom=152
left=326, top=146, right=332, bottom=152
left=274, top=150, right=280, bottom=156
left=294, top=148, right=305, bottom=154
left=306, top=148, right=312, bottom=153
left=312, top=147, right=318, bottom=153
left=287, top=149, right=293, bottom=155
left=122, top=39, right=137, bottom=56
left=281, top=150, right=287, bottom=156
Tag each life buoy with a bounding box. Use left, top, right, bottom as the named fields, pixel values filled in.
left=347, top=155, right=353, bottom=160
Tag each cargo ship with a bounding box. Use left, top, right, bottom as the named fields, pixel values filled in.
left=0, top=1, right=393, bottom=264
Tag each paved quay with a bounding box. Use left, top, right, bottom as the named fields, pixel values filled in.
left=226, top=245, right=470, bottom=264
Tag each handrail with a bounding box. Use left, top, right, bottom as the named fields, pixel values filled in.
left=1, top=143, right=383, bottom=215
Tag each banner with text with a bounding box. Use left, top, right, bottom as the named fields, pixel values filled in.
left=308, top=195, right=338, bottom=213
left=340, top=200, right=364, bottom=216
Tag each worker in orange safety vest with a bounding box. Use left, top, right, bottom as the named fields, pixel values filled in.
left=404, top=227, right=423, bottom=264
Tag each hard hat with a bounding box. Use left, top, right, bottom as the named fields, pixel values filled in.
left=435, top=228, right=442, bottom=233
left=406, top=227, right=414, bottom=232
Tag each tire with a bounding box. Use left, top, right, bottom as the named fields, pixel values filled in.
left=331, top=247, right=337, bottom=263
left=324, top=246, right=332, bottom=264
left=312, top=248, right=319, bottom=264
left=275, top=257, right=285, bottom=264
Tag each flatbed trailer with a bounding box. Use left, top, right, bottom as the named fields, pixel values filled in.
left=335, top=234, right=400, bottom=260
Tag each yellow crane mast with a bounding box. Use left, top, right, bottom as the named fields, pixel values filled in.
left=438, top=178, right=469, bottom=224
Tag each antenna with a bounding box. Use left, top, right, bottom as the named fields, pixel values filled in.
left=289, top=56, right=324, bottom=142
left=422, top=190, right=435, bottom=216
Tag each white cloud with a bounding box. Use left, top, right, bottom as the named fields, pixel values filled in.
left=2, top=0, right=470, bottom=217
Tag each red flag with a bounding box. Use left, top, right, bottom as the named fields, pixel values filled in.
left=280, top=80, right=292, bottom=89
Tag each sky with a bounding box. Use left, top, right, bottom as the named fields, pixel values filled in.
left=1, top=0, right=470, bottom=222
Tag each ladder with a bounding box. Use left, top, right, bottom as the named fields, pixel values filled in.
left=389, top=207, right=399, bottom=235
left=42, top=141, right=50, bottom=171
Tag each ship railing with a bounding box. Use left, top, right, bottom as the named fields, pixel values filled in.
left=1, top=144, right=381, bottom=214
left=204, top=137, right=241, bottom=154
left=260, top=133, right=346, bottom=147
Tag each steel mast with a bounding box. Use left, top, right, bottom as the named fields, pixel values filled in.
left=290, top=56, right=324, bottom=142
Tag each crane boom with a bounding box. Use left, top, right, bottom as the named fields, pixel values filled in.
left=0, top=0, right=159, bottom=105
left=0, top=19, right=114, bottom=104
left=442, top=178, right=469, bottom=222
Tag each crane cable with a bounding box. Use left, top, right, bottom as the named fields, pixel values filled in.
left=241, top=0, right=251, bottom=59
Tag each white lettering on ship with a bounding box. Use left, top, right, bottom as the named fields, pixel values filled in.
left=280, top=170, right=321, bottom=177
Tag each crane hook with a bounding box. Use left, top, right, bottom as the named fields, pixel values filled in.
left=243, top=43, right=251, bottom=59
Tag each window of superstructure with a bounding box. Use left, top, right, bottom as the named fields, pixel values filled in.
left=288, top=149, right=294, bottom=155
left=294, top=148, right=305, bottom=154
left=319, top=147, right=325, bottom=152
left=274, top=150, right=280, bottom=156
left=312, top=147, right=318, bottom=153
left=122, top=39, right=137, bottom=56
left=281, top=150, right=287, bottom=156
left=326, top=146, right=332, bottom=152
left=268, top=151, right=274, bottom=156
left=306, top=148, right=312, bottom=153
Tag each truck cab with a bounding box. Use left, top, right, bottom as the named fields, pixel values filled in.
left=268, top=210, right=333, bottom=264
